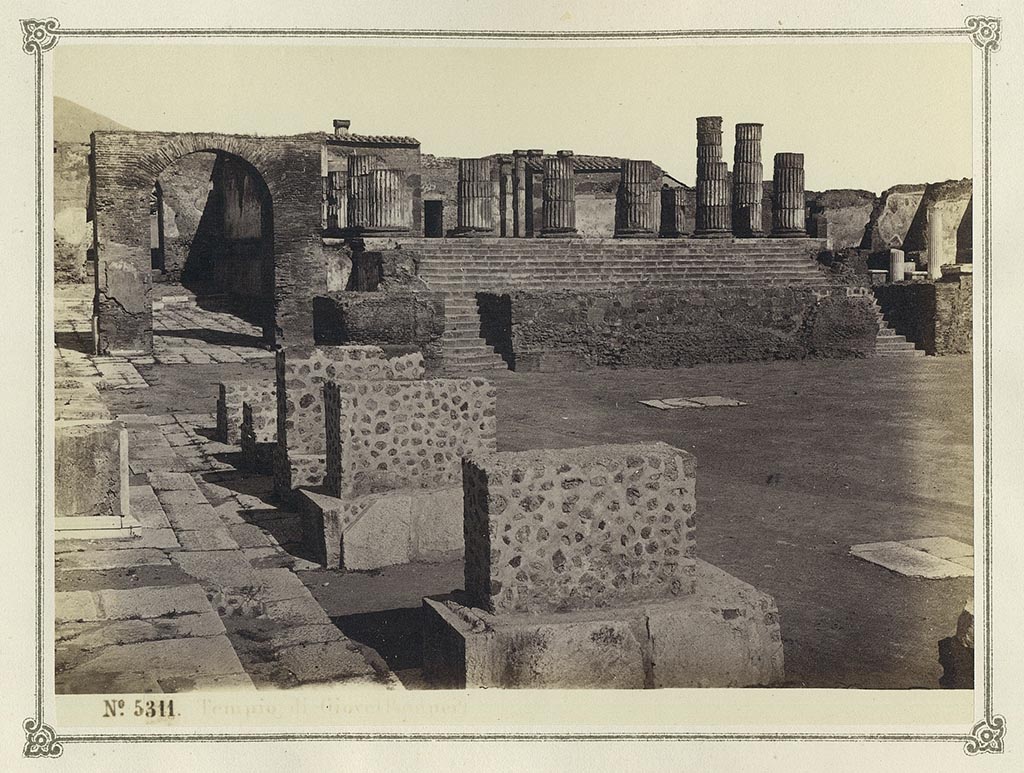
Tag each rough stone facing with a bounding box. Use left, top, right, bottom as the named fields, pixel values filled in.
left=463, top=442, right=697, bottom=615
left=273, top=345, right=425, bottom=492
left=325, top=377, right=497, bottom=498
left=217, top=379, right=275, bottom=444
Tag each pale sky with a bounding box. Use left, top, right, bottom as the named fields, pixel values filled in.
left=53, top=41, right=972, bottom=193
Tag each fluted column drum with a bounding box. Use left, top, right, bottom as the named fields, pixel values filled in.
left=771, top=152, right=807, bottom=236
left=695, top=161, right=731, bottom=236
left=456, top=158, right=495, bottom=234
left=616, top=159, right=655, bottom=237
left=695, top=115, right=723, bottom=180
left=326, top=171, right=348, bottom=231
left=732, top=123, right=764, bottom=236
left=659, top=186, right=688, bottom=237
left=541, top=151, right=576, bottom=237
left=346, top=154, right=377, bottom=231
left=365, top=169, right=411, bottom=233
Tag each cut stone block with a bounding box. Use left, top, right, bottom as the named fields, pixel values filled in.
left=422, top=559, right=784, bottom=689
left=901, top=536, right=973, bottom=560
left=55, top=420, right=129, bottom=519
left=299, top=484, right=464, bottom=570
left=463, top=442, right=697, bottom=615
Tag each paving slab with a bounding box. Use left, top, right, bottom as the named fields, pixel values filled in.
left=161, top=503, right=223, bottom=531
left=850, top=541, right=973, bottom=579
left=129, top=485, right=172, bottom=529
left=272, top=640, right=385, bottom=685
left=55, top=591, right=101, bottom=624
left=96, top=584, right=211, bottom=620
left=176, top=529, right=240, bottom=551
left=56, top=635, right=254, bottom=694
left=56, top=548, right=171, bottom=572
left=901, top=536, right=973, bottom=560
left=147, top=472, right=199, bottom=492
left=170, top=550, right=261, bottom=589
left=54, top=528, right=181, bottom=553
left=56, top=611, right=226, bottom=651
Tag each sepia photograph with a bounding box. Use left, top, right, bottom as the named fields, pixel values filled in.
left=4, top=0, right=1023, bottom=768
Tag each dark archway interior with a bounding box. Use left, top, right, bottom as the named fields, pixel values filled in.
left=151, top=151, right=275, bottom=339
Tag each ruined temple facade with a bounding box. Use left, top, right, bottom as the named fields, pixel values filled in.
left=81, top=116, right=971, bottom=364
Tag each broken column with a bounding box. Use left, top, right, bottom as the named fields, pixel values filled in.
left=272, top=345, right=426, bottom=496
left=422, top=442, right=785, bottom=689
left=732, top=123, right=764, bottom=237
left=615, top=159, right=656, bottom=238
left=346, top=154, right=377, bottom=232
left=659, top=186, right=689, bottom=237
left=455, top=158, right=495, bottom=235
left=695, top=161, right=731, bottom=237
left=299, top=377, right=498, bottom=570
left=889, top=248, right=906, bottom=283
left=771, top=152, right=807, bottom=236
left=540, top=151, right=577, bottom=237
left=364, top=169, right=411, bottom=233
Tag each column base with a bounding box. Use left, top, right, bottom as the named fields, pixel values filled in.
left=451, top=227, right=496, bottom=238
left=422, top=558, right=785, bottom=689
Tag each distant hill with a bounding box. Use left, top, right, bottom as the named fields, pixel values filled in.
left=54, top=96, right=130, bottom=143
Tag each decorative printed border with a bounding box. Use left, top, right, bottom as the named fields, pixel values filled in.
left=20, top=15, right=1004, bottom=758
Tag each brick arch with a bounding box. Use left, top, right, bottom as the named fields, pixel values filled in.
left=91, top=130, right=326, bottom=354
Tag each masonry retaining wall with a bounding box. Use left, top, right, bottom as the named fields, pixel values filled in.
left=873, top=274, right=972, bottom=355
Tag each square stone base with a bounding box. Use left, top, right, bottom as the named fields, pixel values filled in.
left=422, top=559, right=783, bottom=689
left=298, top=485, right=463, bottom=570
left=55, top=420, right=129, bottom=519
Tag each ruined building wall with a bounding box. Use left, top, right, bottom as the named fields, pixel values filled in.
left=91, top=131, right=326, bottom=353
left=156, top=152, right=217, bottom=281
left=54, top=142, right=93, bottom=284
left=873, top=273, right=972, bottom=355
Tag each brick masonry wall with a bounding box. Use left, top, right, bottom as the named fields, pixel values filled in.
left=312, top=291, right=446, bottom=374
left=216, top=379, right=275, bottom=444
left=477, top=286, right=878, bottom=370
left=324, top=377, right=497, bottom=498
left=873, top=275, right=972, bottom=355
left=91, top=131, right=326, bottom=353
left=463, top=442, right=698, bottom=615
left=274, top=345, right=425, bottom=491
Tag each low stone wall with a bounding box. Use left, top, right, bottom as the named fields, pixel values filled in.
left=873, top=273, right=972, bottom=355
left=312, top=291, right=446, bottom=374
left=216, top=379, right=275, bottom=444
left=325, top=377, right=497, bottom=498
left=273, top=345, right=425, bottom=493
left=240, top=401, right=276, bottom=473
left=478, top=287, right=878, bottom=371
left=463, top=443, right=697, bottom=615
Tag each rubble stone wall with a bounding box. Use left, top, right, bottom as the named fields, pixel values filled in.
left=217, top=379, right=275, bottom=444
left=477, top=287, right=878, bottom=370
left=463, top=442, right=698, bottom=615
left=873, top=274, right=972, bottom=355
left=325, top=377, right=497, bottom=498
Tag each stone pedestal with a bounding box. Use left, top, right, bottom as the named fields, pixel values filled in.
left=541, top=151, right=576, bottom=237
left=695, top=161, right=731, bottom=237
left=889, top=248, right=906, bottom=283
left=216, top=379, right=275, bottom=445
left=455, top=158, right=495, bottom=235
left=55, top=420, right=129, bottom=520
left=659, top=187, right=689, bottom=237
left=771, top=152, right=806, bottom=236
left=615, top=159, right=656, bottom=238
left=732, top=123, right=764, bottom=237
left=927, top=207, right=945, bottom=280
left=422, top=442, right=784, bottom=689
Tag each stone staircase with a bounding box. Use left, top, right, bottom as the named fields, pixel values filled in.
left=868, top=298, right=925, bottom=358
left=440, top=293, right=509, bottom=375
